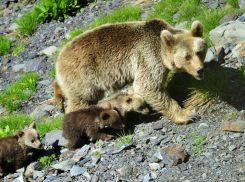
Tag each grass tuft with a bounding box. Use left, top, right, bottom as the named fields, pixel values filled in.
left=39, top=151, right=56, bottom=168
left=190, top=133, right=207, bottom=154
left=36, top=114, right=64, bottom=136
left=0, top=114, right=33, bottom=139
left=0, top=72, right=39, bottom=113
left=0, top=35, right=11, bottom=56
left=226, top=0, right=239, bottom=8
left=115, top=130, right=133, bottom=147
left=15, top=12, right=37, bottom=36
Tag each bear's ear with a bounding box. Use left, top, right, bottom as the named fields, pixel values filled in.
left=16, top=130, right=24, bottom=138
left=161, top=30, right=176, bottom=47
left=29, top=122, right=36, bottom=129
left=125, top=96, right=132, bottom=104
left=191, top=20, right=203, bottom=37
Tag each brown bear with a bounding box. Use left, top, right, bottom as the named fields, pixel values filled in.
left=0, top=122, right=43, bottom=174
left=62, top=105, right=125, bottom=150
left=98, top=87, right=149, bottom=119
left=54, top=19, right=208, bottom=124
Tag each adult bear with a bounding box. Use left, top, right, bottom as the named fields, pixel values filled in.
left=54, top=19, right=208, bottom=124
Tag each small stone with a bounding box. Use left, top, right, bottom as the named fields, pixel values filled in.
left=202, top=173, right=207, bottom=179
left=149, top=163, right=161, bottom=170
left=151, top=172, right=157, bottom=179
left=3, top=58, right=10, bottom=65
left=82, top=171, right=92, bottom=180
left=70, top=165, right=87, bottom=176
left=160, top=147, right=186, bottom=166
left=221, top=120, right=245, bottom=132
left=116, top=165, right=133, bottom=176
left=212, top=47, right=225, bottom=64
left=229, top=145, right=237, bottom=151
left=233, top=133, right=241, bottom=138
left=143, top=173, right=150, bottom=182
left=151, top=122, right=163, bottom=130
left=13, top=174, right=25, bottom=182
left=41, top=46, right=57, bottom=57
left=91, top=155, right=100, bottom=164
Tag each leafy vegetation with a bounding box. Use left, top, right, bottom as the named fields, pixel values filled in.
left=12, top=43, right=25, bottom=56
left=0, top=35, right=11, bottom=56
left=0, top=72, right=39, bottom=113
left=190, top=133, right=207, bottom=154
left=115, top=130, right=133, bottom=147
left=0, top=114, right=33, bottom=139
left=91, top=151, right=101, bottom=157
left=226, top=0, right=239, bottom=8
left=39, top=151, right=56, bottom=167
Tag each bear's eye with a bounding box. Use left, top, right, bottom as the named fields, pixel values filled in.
left=31, top=140, right=35, bottom=143
left=196, top=52, right=202, bottom=56
left=185, top=55, right=191, bottom=61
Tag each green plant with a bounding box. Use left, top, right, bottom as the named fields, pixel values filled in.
left=0, top=72, right=39, bottom=112
left=33, top=0, right=82, bottom=23
left=241, top=66, right=245, bottom=78
left=37, top=114, right=64, bottom=136
left=0, top=35, right=11, bottom=56
left=0, top=125, right=15, bottom=138
left=226, top=0, right=239, bottom=8
left=148, top=0, right=182, bottom=25
left=49, top=65, right=56, bottom=78
left=115, top=130, right=133, bottom=147
left=0, top=114, right=33, bottom=139
left=91, top=151, right=101, bottom=157
left=180, top=136, right=187, bottom=141
left=15, top=12, right=37, bottom=36
left=39, top=151, right=56, bottom=167
left=190, top=133, right=206, bottom=154
left=12, top=43, right=25, bottom=56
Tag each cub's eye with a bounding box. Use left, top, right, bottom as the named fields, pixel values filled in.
left=196, top=52, right=202, bottom=56
left=185, top=55, right=191, bottom=61
left=31, top=140, right=35, bottom=143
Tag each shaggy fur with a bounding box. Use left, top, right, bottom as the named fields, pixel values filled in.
left=0, top=123, right=42, bottom=173
left=62, top=105, right=125, bottom=150
left=98, top=88, right=149, bottom=118
left=54, top=19, right=208, bottom=124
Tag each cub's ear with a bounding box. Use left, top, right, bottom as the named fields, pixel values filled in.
left=161, top=30, right=176, bottom=47
left=100, top=112, right=111, bottom=121
left=127, top=87, right=135, bottom=95
left=16, top=130, right=24, bottom=138
left=29, top=122, right=36, bottom=129
left=191, top=20, right=203, bottom=37
left=125, top=96, right=132, bottom=104
left=100, top=102, right=111, bottom=110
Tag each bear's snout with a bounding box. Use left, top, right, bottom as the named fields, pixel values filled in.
left=195, top=67, right=205, bottom=80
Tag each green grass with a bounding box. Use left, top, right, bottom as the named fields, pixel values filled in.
left=148, top=0, right=182, bottom=25
left=91, top=151, right=101, bottom=157
left=0, top=114, right=33, bottom=139
left=190, top=133, right=207, bottom=154
left=115, top=130, right=133, bottom=147
left=227, top=0, right=239, bottom=8
left=15, top=12, right=37, bottom=36
left=49, top=65, right=56, bottom=78
left=0, top=35, right=11, bottom=56
left=0, top=72, right=39, bottom=113
left=167, top=68, right=231, bottom=111
left=61, top=5, right=141, bottom=48
left=36, top=114, right=64, bottom=136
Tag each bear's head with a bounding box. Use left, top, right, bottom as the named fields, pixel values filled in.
left=99, top=109, right=125, bottom=129
left=161, top=20, right=208, bottom=80
left=17, top=122, right=43, bottom=149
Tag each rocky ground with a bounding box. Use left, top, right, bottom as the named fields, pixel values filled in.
left=1, top=0, right=245, bottom=181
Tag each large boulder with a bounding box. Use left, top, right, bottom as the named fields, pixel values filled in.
left=209, top=21, right=245, bottom=47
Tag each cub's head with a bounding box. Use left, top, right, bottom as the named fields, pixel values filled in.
left=17, top=122, right=43, bottom=149
left=161, top=20, right=208, bottom=80
left=99, top=109, right=125, bottom=130
left=125, top=87, right=149, bottom=114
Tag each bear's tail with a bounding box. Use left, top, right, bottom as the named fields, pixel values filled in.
left=53, top=79, right=65, bottom=113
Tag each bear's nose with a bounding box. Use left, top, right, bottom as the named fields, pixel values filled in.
left=196, top=67, right=204, bottom=75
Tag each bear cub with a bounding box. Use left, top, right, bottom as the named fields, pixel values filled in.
left=98, top=87, right=149, bottom=119
left=62, top=105, right=125, bottom=150
left=0, top=122, right=43, bottom=174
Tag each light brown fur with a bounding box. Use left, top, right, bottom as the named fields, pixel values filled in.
left=62, top=105, right=125, bottom=150
left=0, top=123, right=42, bottom=173
left=54, top=19, right=208, bottom=124
left=98, top=88, right=149, bottom=118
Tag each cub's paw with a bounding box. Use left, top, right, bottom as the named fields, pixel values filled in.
left=104, top=134, right=115, bottom=141
left=173, top=109, right=200, bottom=124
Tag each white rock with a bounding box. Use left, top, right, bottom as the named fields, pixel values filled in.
left=41, top=46, right=57, bottom=56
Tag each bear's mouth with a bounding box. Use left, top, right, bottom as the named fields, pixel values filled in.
left=195, top=75, right=204, bottom=80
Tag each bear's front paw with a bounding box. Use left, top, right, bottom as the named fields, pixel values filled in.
left=104, top=134, right=115, bottom=141
left=173, top=110, right=200, bottom=124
